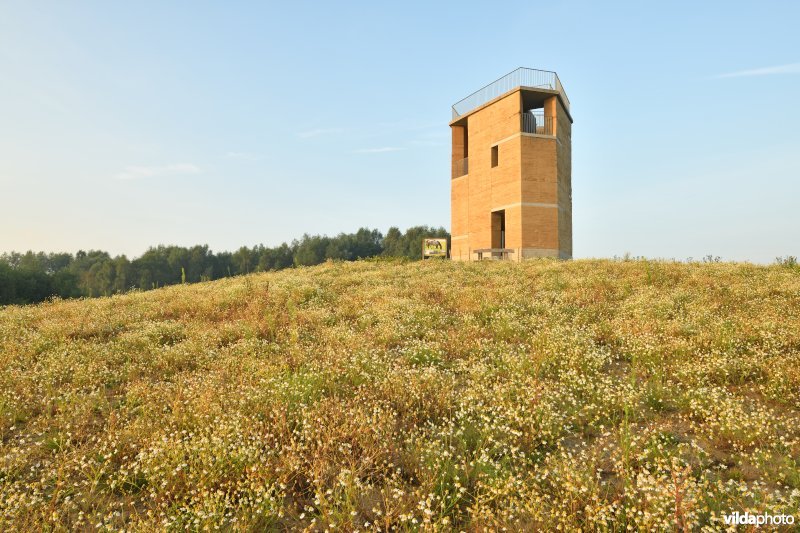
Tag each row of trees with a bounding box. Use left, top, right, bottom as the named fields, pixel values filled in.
left=0, top=226, right=449, bottom=305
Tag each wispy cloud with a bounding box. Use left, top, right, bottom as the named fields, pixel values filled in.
left=353, top=147, right=405, bottom=154
left=375, top=119, right=440, bottom=132
left=714, top=62, right=800, bottom=78
left=225, top=151, right=262, bottom=161
left=409, top=139, right=446, bottom=147
left=115, top=163, right=201, bottom=180
left=409, top=128, right=449, bottom=147
left=297, top=128, right=344, bottom=139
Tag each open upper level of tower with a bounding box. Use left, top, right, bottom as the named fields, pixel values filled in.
left=450, top=67, right=571, bottom=123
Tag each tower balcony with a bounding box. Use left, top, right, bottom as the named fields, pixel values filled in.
left=522, top=111, right=555, bottom=136
left=452, top=157, right=468, bottom=179
left=451, top=67, right=570, bottom=119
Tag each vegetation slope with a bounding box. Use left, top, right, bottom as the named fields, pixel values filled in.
left=1, top=259, right=799, bottom=530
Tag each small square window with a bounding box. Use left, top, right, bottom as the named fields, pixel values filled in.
left=491, top=145, right=498, bottom=167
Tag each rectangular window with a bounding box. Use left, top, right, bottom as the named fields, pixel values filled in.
left=491, top=145, right=498, bottom=167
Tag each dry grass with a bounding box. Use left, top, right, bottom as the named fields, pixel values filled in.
left=1, top=258, right=799, bottom=530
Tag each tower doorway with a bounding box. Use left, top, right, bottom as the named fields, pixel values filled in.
left=491, top=210, right=505, bottom=249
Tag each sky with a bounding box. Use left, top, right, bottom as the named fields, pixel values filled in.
left=1, top=1, right=798, bottom=263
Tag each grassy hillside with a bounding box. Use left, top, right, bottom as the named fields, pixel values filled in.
left=1, top=259, right=799, bottom=530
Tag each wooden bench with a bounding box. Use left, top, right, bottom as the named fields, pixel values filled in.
left=473, top=248, right=515, bottom=261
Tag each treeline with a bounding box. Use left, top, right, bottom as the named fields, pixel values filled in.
left=0, top=226, right=449, bottom=305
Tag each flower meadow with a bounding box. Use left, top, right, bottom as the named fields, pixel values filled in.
left=1, top=258, right=799, bottom=531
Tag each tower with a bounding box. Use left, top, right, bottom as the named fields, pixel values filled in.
left=450, top=68, right=573, bottom=260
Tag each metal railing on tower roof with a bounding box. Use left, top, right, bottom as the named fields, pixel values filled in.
left=451, top=68, right=570, bottom=119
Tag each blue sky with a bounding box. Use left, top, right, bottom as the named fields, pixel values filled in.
left=1, top=1, right=798, bottom=262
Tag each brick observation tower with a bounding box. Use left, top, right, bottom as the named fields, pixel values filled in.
left=449, top=68, right=573, bottom=260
